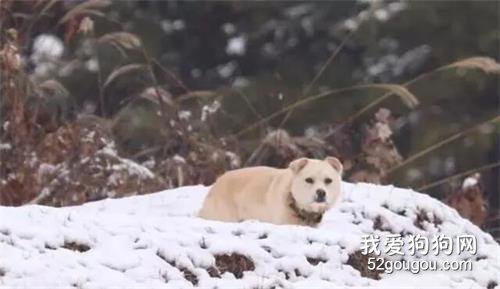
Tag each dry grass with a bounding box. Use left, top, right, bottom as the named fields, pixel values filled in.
left=346, top=250, right=385, bottom=280
left=446, top=176, right=488, bottom=227
left=0, top=2, right=498, bottom=239
left=345, top=56, right=500, bottom=124
left=214, top=253, right=255, bottom=279
left=236, top=83, right=419, bottom=138
left=386, top=115, right=500, bottom=177
left=442, top=56, right=500, bottom=74
left=103, top=64, right=148, bottom=89
left=58, top=0, right=110, bottom=25
left=418, top=161, right=500, bottom=191
left=98, top=31, right=142, bottom=57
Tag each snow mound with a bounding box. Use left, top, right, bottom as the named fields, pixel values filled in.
left=1, top=183, right=499, bottom=288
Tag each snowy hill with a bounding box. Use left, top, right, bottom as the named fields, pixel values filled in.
left=1, top=182, right=499, bottom=289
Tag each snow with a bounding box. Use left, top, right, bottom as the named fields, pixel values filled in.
left=160, top=19, right=185, bottom=34
left=222, top=23, right=237, bottom=35
left=85, top=58, right=99, bottom=72
left=32, top=34, right=64, bottom=62
left=1, top=182, right=499, bottom=288
left=0, top=143, right=11, bottom=151
left=201, top=100, right=222, bottom=121
left=98, top=142, right=155, bottom=180
left=30, top=34, right=64, bottom=77
left=216, top=61, right=238, bottom=78
left=363, top=45, right=431, bottom=82
left=226, top=36, right=246, bottom=56
left=178, top=110, right=192, bottom=121
left=284, top=4, right=313, bottom=19
left=462, top=176, right=479, bottom=190
left=343, top=1, right=407, bottom=32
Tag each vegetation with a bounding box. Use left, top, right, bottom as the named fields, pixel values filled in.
left=0, top=1, right=499, bottom=240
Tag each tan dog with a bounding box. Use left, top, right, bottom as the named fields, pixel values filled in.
left=198, top=157, right=343, bottom=226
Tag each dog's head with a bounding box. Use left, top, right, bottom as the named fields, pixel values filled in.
left=288, top=157, right=343, bottom=214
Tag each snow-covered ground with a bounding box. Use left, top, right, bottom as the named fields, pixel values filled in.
left=1, top=182, right=499, bottom=288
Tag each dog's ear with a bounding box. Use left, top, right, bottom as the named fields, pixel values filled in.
left=289, top=158, right=308, bottom=173
left=325, top=157, right=343, bottom=175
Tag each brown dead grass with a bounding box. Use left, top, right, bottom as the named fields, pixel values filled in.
left=346, top=250, right=385, bottom=280
left=214, top=253, right=255, bottom=279
left=62, top=241, right=91, bottom=252
left=155, top=250, right=199, bottom=285
left=306, top=256, right=328, bottom=266
left=414, top=209, right=443, bottom=230
left=446, top=177, right=488, bottom=227
left=487, top=280, right=498, bottom=289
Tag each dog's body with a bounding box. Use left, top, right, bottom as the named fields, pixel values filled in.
left=198, top=157, right=343, bottom=226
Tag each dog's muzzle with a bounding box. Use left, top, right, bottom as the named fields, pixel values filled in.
left=315, top=189, right=326, bottom=203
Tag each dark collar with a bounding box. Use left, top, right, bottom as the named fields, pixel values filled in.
left=287, top=193, right=323, bottom=226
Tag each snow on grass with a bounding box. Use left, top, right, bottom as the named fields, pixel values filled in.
left=1, top=182, right=499, bottom=288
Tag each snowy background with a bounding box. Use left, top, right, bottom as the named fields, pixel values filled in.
left=1, top=182, right=499, bottom=289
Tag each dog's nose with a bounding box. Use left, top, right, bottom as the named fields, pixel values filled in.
left=315, top=189, right=326, bottom=202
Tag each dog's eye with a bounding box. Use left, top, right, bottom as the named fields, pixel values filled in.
left=305, top=177, right=314, bottom=184
left=325, top=178, right=332, bottom=184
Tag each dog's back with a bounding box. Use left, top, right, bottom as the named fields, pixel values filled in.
left=198, top=166, right=282, bottom=222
